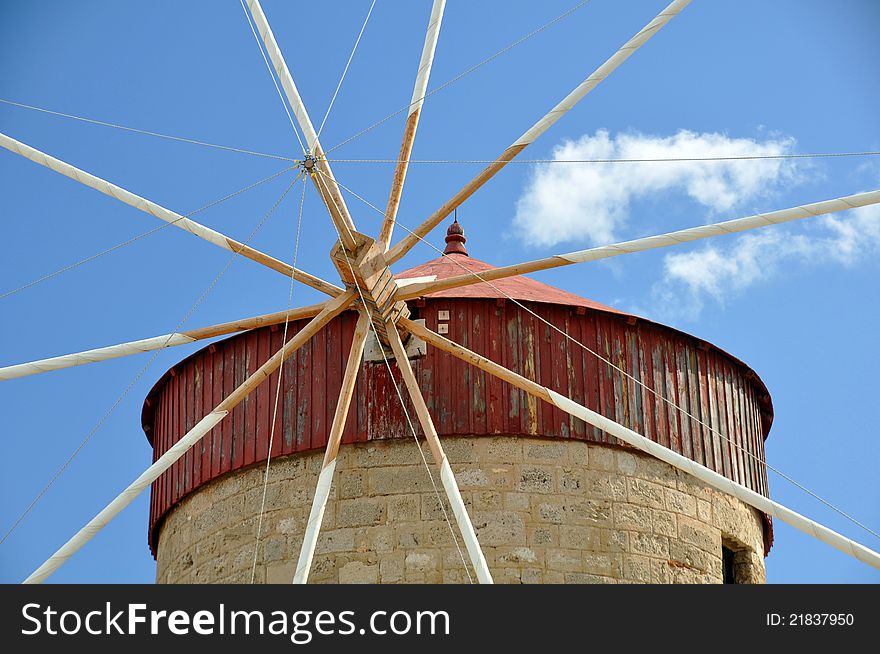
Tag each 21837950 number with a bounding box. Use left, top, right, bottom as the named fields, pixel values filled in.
left=766, top=613, right=854, bottom=626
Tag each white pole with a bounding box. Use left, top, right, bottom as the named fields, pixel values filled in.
left=0, top=334, right=196, bottom=380
left=244, top=0, right=359, bottom=247
left=379, top=0, right=447, bottom=250
left=556, top=190, right=880, bottom=264
left=0, top=303, right=328, bottom=381
left=0, top=132, right=341, bottom=296
left=548, top=391, right=880, bottom=570
left=386, top=0, right=692, bottom=264
left=404, top=318, right=880, bottom=572
left=293, top=313, right=370, bottom=584
left=22, top=292, right=355, bottom=584
left=385, top=320, right=494, bottom=583
left=396, top=189, right=880, bottom=300
left=23, top=411, right=227, bottom=584
left=244, top=0, right=318, bottom=151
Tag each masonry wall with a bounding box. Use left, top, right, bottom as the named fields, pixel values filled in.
left=155, top=437, right=766, bottom=584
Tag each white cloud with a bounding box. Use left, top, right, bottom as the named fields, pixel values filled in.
left=653, top=203, right=880, bottom=321
left=513, top=129, right=802, bottom=247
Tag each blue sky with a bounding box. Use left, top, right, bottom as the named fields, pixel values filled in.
left=1, top=0, right=878, bottom=583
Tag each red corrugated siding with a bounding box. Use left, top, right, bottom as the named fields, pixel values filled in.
left=143, top=299, right=772, bottom=556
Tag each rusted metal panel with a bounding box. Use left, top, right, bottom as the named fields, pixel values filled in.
left=710, top=353, right=728, bottom=478
left=626, top=329, right=643, bottom=439
left=664, top=336, right=681, bottom=456
left=719, top=359, right=735, bottom=482
left=637, top=326, right=654, bottom=445
left=143, top=300, right=773, bottom=556
left=243, top=332, right=257, bottom=469
left=311, top=325, right=326, bottom=452
left=163, top=389, right=170, bottom=523
left=702, top=348, right=721, bottom=475
left=192, top=353, right=203, bottom=498
left=220, top=340, right=233, bottom=475
left=486, top=303, right=504, bottom=435
left=232, top=335, right=245, bottom=473
left=183, top=361, right=194, bottom=497
left=174, top=371, right=183, bottom=499
left=255, top=333, right=270, bottom=464
left=210, top=345, right=223, bottom=478
left=201, top=349, right=212, bottom=489
left=651, top=332, right=670, bottom=451
left=743, top=379, right=756, bottom=492
left=674, top=342, right=691, bottom=461
left=737, top=369, right=749, bottom=488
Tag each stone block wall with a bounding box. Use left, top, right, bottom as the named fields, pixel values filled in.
left=155, top=437, right=766, bottom=584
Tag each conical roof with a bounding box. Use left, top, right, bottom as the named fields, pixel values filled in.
left=395, top=220, right=630, bottom=316
left=396, top=255, right=632, bottom=315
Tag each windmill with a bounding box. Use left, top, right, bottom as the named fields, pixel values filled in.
left=2, top=0, right=879, bottom=583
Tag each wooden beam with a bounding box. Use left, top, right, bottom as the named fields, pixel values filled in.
left=400, top=317, right=880, bottom=572
left=385, top=319, right=493, bottom=583
left=378, top=0, right=446, bottom=251
left=244, top=0, right=359, bottom=250
left=0, top=131, right=342, bottom=296
left=401, top=317, right=549, bottom=401
left=293, top=312, right=370, bottom=584
left=0, top=302, right=333, bottom=381
left=23, top=290, right=356, bottom=584
left=396, top=188, right=880, bottom=301
left=309, top=149, right=359, bottom=251
left=385, top=0, right=692, bottom=265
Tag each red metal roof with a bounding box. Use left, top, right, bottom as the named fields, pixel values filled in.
left=396, top=252, right=630, bottom=316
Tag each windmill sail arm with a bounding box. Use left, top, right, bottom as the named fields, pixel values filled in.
left=396, top=189, right=880, bottom=301
left=385, top=318, right=494, bottom=584
left=379, top=0, right=447, bottom=250
left=293, top=312, right=370, bottom=584
left=244, top=0, right=319, bottom=151
left=0, top=132, right=342, bottom=296
left=385, top=0, right=692, bottom=265
left=0, top=302, right=331, bottom=381
left=400, top=317, right=880, bottom=571
left=244, top=0, right=358, bottom=247
left=22, top=290, right=355, bottom=584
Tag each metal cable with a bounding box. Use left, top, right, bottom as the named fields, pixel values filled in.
left=0, top=98, right=296, bottom=161
left=0, top=165, right=296, bottom=301
left=330, top=174, right=880, bottom=543
left=251, top=175, right=308, bottom=583
left=316, top=170, right=474, bottom=583
left=315, top=0, right=377, bottom=142
left=239, top=0, right=307, bottom=154
left=0, top=172, right=304, bottom=548
left=323, top=0, right=593, bottom=156
left=323, top=151, right=880, bottom=165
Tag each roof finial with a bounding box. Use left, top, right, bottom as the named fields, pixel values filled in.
left=444, top=212, right=468, bottom=256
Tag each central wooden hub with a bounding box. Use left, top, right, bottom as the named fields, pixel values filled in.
left=329, top=232, right=409, bottom=342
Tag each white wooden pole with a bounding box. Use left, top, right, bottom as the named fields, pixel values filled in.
left=378, top=0, right=446, bottom=251
left=385, top=319, right=494, bottom=583
left=22, top=291, right=355, bottom=584
left=293, top=312, right=370, bottom=584
left=0, top=303, right=329, bottom=381
left=396, top=189, right=880, bottom=300
left=0, top=132, right=342, bottom=297
left=385, top=0, right=692, bottom=265
left=402, top=318, right=880, bottom=572
left=244, top=0, right=359, bottom=249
